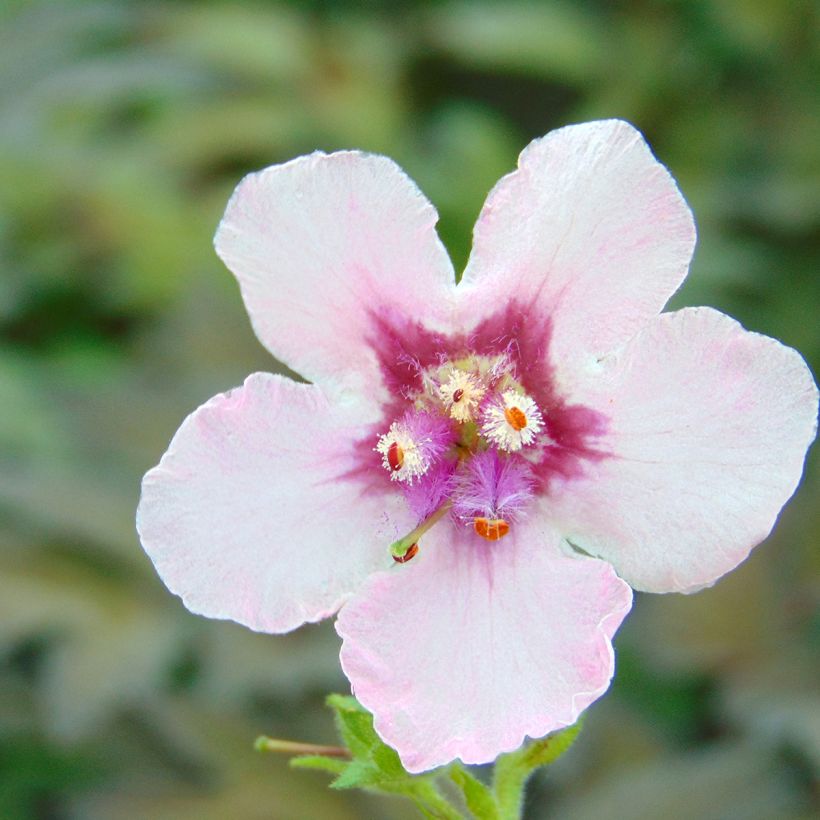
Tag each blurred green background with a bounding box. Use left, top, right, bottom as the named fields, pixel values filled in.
left=1, top=1, right=818, bottom=818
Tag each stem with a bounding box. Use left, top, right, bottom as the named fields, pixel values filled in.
left=390, top=502, right=453, bottom=557
left=491, top=723, right=583, bottom=819
left=254, top=736, right=351, bottom=758
left=492, top=755, right=531, bottom=820
left=402, top=780, right=465, bottom=820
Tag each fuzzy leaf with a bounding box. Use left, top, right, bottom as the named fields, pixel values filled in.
left=516, top=720, right=583, bottom=769
left=330, top=759, right=382, bottom=791
left=289, top=755, right=348, bottom=776
left=326, top=694, right=381, bottom=759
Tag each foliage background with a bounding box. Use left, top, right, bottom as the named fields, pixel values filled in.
left=1, top=1, right=818, bottom=817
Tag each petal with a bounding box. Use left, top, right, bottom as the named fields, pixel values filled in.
left=550, top=307, right=819, bottom=593
left=137, top=373, right=411, bottom=633
left=459, top=120, right=695, bottom=383
left=335, top=521, right=632, bottom=772
left=214, top=152, right=457, bottom=395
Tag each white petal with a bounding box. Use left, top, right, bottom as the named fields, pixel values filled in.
left=137, top=373, right=411, bottom=632
left=337, top=521, right=631, bottom=772
left=549, top=307, right=818, bottom=593
left=460, top=120, right=695, bottom=386
left=214, top=152, right=457, bottom=396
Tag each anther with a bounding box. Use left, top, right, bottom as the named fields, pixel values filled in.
left=390, top=502, right=452, bottom=559
left=439, top=370, right=485, bottom=422
left=504, top=406, right=527, bottom=431
left=481, top=389, right=544, bottom=451
left=387, top=441, right=404, bottom=472
left=392, top=543, right=418, bottom=563
left=473, top=517, right=510, bottom=541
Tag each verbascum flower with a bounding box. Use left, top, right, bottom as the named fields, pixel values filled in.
left=137, top=120, right=818, bottom=773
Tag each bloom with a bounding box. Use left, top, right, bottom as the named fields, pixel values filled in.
left=137, top=120, right=818, bottom=773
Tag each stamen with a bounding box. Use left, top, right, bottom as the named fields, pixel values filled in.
left=390, top=501, right=452, bottom=560
left=482, top=389, right=544, bottom=451
left=375, top=420, right=429, bottom=483
left=439, top=370, right=485, bottom=423
left=387, top=441, right=404, bottom=471
left=451, top=450, right=535, bottom=528
left=504, top=406, right=527, bottom=431
left=392, top=542, right=419, bottom=563
left=473, top=517, right=510, bottom=541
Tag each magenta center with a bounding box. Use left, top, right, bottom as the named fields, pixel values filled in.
left=356, top=302, right=609, bottom=558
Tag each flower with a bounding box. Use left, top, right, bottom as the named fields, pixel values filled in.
left=137, top=120, right=818, bottom=773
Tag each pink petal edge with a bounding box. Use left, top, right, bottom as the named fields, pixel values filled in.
left=335, top=522, right=632, bottom=772
left=549, top=306, right=819, bottom=593
left=137, top=373, right=413, bottom=633
left=214, top=151, right=458, bottom=399
left=459, top=119, right=696, bottom=387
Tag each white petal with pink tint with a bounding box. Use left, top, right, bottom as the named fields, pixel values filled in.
left=137, top=373, right=412, bottom=633
left=459, top=120, right=695, bottom=386
left=550, top=307, right=818, bottom=593
left=336, top=522, right=632, bottom=772
left=214, top=151, right=457, bottom=397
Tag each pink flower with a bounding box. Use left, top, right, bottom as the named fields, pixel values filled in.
left=137, top=120, right=818, bottom=773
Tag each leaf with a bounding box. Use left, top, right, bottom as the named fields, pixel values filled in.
left=326, top=694, right=381, bottom=759
left=450, top=765, right=499, bottom=820
left=322, top=696, right=464, bottom=818
left=493, top=723, right=583, bottom=819
left=289, top=755, right=348, bottom=776
left=517, top=720, right=583, bottom=769
left=370, top=743, right=406, bottom=781
left=330, top=759, right=382, bottom=791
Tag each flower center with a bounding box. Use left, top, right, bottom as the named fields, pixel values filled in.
left=377, top=354, right=545, bottom=558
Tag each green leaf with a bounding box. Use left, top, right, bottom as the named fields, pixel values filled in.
left=330, top=759, right=382, bottom=791
left=326, top=694, right=381, bottom=759
left=289, top=755, right=348, bottom=776
left=370, top=742, right=406, bottom=780
left=322, top=696, right=465, bottom=817
left=450, top=764, right=499, bottom=820
left=515, top=720, right=583, bottom=769
left=493, top=722, right=583, bottom=819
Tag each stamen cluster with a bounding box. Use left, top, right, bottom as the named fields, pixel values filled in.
left=375, top=358, right=546, bottom=552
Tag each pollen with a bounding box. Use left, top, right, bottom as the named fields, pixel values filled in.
left=439, top=369, right=485, bottom=423
left=375, top=422, right=430, bottom=483
left=473, top=517, right=510, bottom=541
left=387, top=441, right=404, bottom=471
left=504, top=406, right=527, bottom=431
left=482, top=389, right=544, bottom=451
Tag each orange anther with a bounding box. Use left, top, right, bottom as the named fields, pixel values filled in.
left=504, top=406, right=527, bottom=431
left=392, top=543, right=419, bottom=563
left=387, top=441, right=404, bottom=471
left=473, top=517, right=510, bottom=541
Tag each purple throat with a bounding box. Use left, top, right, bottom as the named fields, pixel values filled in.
left=348, top=302, right=609, bottom=559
